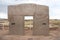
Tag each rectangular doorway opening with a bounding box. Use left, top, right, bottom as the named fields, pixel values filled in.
left=24, top=16, right=33, bottom=36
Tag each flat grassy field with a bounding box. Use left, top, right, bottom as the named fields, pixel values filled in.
left=0, top=19, right=60, bottom=40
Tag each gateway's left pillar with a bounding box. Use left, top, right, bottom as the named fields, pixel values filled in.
left=8, top=6, right=24, bottom=35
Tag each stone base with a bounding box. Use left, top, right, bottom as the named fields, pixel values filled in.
left=1, top=35, right=53, bottom=40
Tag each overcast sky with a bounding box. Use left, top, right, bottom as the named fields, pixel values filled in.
left=0, top=0, right=60, bottom=19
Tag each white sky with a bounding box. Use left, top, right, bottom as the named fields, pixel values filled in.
left=0, top=0, right=60, bottom=19
left=24, top=16, right=33, bottom=20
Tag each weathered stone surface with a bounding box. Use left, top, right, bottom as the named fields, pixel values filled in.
left=8, top=4, right=49, bottom=36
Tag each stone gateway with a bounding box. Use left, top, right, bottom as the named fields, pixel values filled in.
left=8, top=4, right=49, bottom=36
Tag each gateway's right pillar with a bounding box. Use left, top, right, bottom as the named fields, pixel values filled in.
left=33, top=5, right=49, bottom=36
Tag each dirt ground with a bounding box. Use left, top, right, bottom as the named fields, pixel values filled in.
left=0, top=27, right=60, bottom=40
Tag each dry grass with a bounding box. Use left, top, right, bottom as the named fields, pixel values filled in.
left=0, top=19, right=60, bottom=40
left=0, top=27, right=59, bottom=40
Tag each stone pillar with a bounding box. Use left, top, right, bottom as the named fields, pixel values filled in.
left=9, top=16, right=24, bottom=35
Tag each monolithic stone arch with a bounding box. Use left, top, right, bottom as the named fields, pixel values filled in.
left=8, top=4, right=49, bottom=36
